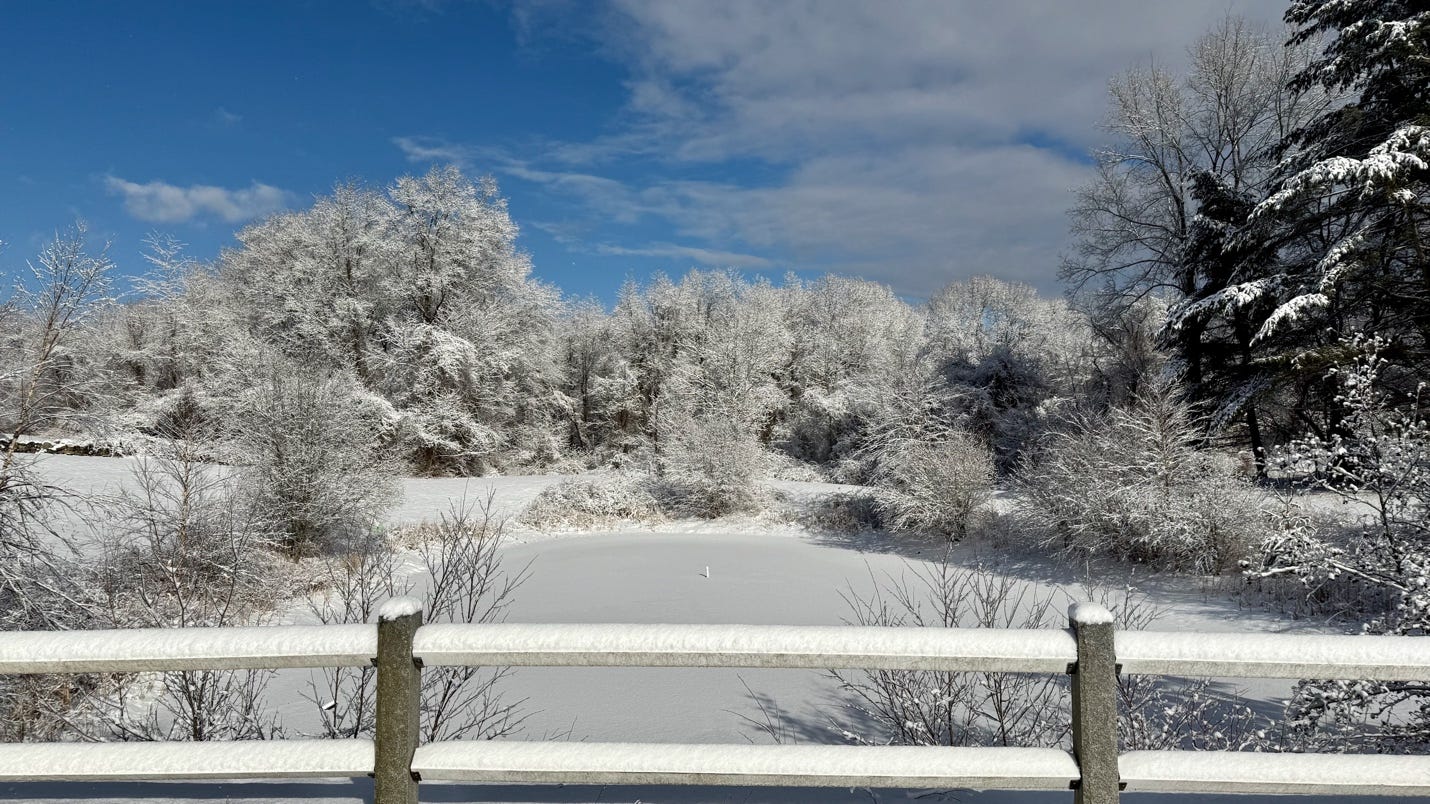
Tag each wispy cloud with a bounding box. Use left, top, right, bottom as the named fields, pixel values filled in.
left=392, top=135, right=478, bottom=166
left=212, top=107, right=242, bottom=126
left=594, top=241, right=773, bottom=269
left=104, top=176, right=289, bottom=224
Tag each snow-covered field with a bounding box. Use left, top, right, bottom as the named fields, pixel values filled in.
left=1, top=455, right=1383, bottom=804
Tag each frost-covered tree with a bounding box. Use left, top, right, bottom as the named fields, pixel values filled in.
left=1239, top=2, right=1430, bottom=384
left=648, top=274, right=794, bottom=513
left=1065, top=16, right=1326, bottom=454
left=1178, top=3, right=1429, bottom=459
left=925, top=277, right=1092, bottom=469
left=0, top=227, right=112, bottom=614
left=1017, top=376, right=1266, bottom=573
left=217, top=167, right=561, bottom=474
left=1245, top=337, right=1428, bottom=751
left=0, top=227, right=114, bottom=739
left=0, top=226, right=115, bottom=441
left=776, top=276, right=926, bottom=474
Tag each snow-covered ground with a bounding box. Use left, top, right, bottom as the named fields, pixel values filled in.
left=2, top=455, right=1386, bottom=804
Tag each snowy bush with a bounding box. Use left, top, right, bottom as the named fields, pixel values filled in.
left=1017, top=377, right=1266, bottom=573
left=869, top=429, right=994, bottom=540
left=827, top=560, right=1070, bottom=748
left=413, top=499, right=530, bottom=741
left=801, top=491, right=883, bottom=535
left=655, top=405, right=769, bottom=518
left=520, top=473, right=667, bottom=530
left=229, top=362, right=400, bottom=555
left=1245, top=338, right=1430, bottom=751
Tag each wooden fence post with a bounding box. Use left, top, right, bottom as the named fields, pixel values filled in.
left=1069, top=602, right=1119, bottom=804
left=375, top=598, right=423, bottom=804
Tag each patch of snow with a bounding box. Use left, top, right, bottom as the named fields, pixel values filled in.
left=1067, top=602, right=1114, bottom=625
left=377, top=596, right=424, bottom=621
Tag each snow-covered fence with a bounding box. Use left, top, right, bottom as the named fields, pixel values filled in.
left=2, top=603, right=1430, bottom=802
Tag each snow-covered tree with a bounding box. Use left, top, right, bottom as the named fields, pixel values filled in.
left=1018, top=376, right=1266, bottom=573
left=1065, top=16, right=1328, bottom=458
left=924, top=276, right=1092, bottom=469
left=1178, top=2, right=1429, bottom=460
left=0, top=225, right=115, bottom=441
left=777, top=276, right=927, bottom=472
left=216, top=167, right=562, bottom=474
left=0, top=227, right=114, bottom=739
left=1247, top=337, right=1429, bottom=750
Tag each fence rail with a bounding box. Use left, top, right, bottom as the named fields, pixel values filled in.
left=2, top=601, right=1429, bottom=803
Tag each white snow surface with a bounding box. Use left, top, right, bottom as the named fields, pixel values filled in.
left=389, top=472, right=572, bottom=525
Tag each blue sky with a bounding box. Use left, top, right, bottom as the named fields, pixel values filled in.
left=1, top=0, right=1285, bottom=301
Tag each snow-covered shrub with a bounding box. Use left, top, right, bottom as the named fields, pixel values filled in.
left=520, top=474, right=666, bottom=530
left=1092, top=585, right=1264, bottom=751
left=412, top=499, right=529, bottom=741
left=304, top=530, right=410, bottom=739
left=230, top=362, right=399, bottom=555
left=656, top=406, right=769, bottom=518
left=0, top=461, right=97, bottom=740
left=1239, top=498, right=1387, bottom=619
left=869, top=429, right=994, bottom=540
left=153, top=382, right=212, bottom=440
left=1017, top=377, right=1265, bottom=573
left=1246, top=338, right=1430, bottom=751
left=802, top=491, right=883, bottom=535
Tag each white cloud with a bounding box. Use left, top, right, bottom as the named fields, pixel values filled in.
left=105, top=176, right=289, bottom=224
left=495, top=1, right=1291, bottom=295
left=603, top=0, right=1288, bottom=161
left=393, top=136, right=481, bottom=166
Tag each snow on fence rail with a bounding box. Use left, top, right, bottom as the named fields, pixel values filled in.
left=1116, top=629, right=1430, bottom=680
left=0, top=624, right=376, bottom=673
left=413, top=621, right=1077, bottom=671
left=1, top=605, right=1429, bottom=804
